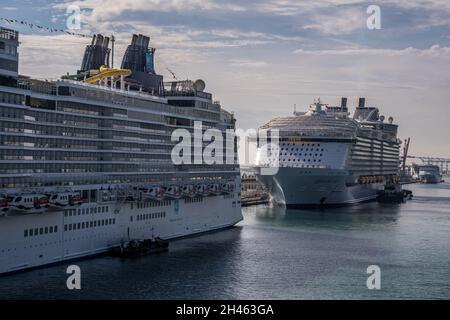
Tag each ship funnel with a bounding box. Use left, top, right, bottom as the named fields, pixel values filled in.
left=131, top=34, right=138, bottom=45
left=80, top=33, right=111, bottom=72
left=103, top=36, right=110, bottom=49
left=358, top=97, right=366, bottom=108
left=120, top=33, right=163, bottom=95
left=95, top=34, right=103, bottom=46
left=341, top=97, right=347, bottom=108
left=121, top=34, right=155, bottom=74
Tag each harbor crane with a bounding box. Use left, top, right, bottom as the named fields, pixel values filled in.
left=407, top=156, right=450, bottom=174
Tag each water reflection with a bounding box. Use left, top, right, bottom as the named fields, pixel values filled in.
left=0, top=182, right=449, bottom=299
left=248, top=200, right=402, bottom=232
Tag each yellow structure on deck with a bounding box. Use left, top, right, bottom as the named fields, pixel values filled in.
left=84, top=65, right=132, bottom=84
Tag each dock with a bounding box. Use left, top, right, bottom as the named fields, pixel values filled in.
left=241, top=172, right=269, bottom=207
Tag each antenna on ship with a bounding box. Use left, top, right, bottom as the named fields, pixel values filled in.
left=111, top=35, right=115, bottom=68
left=166, top=67, right=178, bottom=80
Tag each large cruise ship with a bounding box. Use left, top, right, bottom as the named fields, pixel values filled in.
left=255, top=97, right=401, bottom=207
left=415, top=164, right=442, bottom=184
left=0, top=27, right=242, bottom=274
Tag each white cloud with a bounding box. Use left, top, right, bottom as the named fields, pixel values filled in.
left=52, top=0, right=246, bottom=19
left=229, top=59, right=270, bottom=68
left=294, top=45, right=450, bottom=58
left=301, top=7, right=366, bottom=35
left=11, top=0, right=450, bottom=157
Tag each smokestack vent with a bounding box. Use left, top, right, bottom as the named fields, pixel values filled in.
left=358, top=97, right=366, bottom=108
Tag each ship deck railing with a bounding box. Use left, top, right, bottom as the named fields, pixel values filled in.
left=58, top=80, right=168, bottom=103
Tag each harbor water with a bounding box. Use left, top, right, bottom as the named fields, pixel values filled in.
left=1, top=179, right=449, bottom=299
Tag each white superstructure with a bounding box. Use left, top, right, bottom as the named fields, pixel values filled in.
left=255, top=98, right=401, bottom=207
left=0, top=28, right=242, bottom=274
left=416, top=165, right=442, bottom=184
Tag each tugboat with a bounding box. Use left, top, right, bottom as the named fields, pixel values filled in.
left=377, top=184, right=413, bottom=204
left=110, top=238, right=169, bottom=258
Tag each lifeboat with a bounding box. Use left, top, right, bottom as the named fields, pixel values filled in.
left=182, top=185, right=197, bottom=197
left=49, top=192, right=83, bottom=206
left=38, top=196, right=50, bottom=208
left=221, top=183, right=230, bottom=194
left=69, top=193, right=83, bottom=206
left=166, top=185, right=182, bottom=199
left=144, top=186, right=165, bottom=201
left=0, top=197, right=9, bottom=212
left=11, top=194, right=49, bottom=211
left=101, top=190, right=114, bottom=202
left=210, top=183, right=222, bottom=195
left=196, top=184, right=211, bottom=196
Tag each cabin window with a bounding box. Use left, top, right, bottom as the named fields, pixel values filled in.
left=54, top=226, right=58, bottom=232
left=45, top=227, right=48, bottom=234
left=24, top=230, right=28, bottom=237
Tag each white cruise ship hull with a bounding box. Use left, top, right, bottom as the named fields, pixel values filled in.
left=257, top=168, right=384, bottom=208
left=0, top=193, right=242, bottom=275
left=420, top=174, right=442, bottom=184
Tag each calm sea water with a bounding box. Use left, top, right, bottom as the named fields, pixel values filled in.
left=1, top=179, right=450, bottom=299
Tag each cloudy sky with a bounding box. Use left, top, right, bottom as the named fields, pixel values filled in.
left=1, top=0, right=449, bottom=158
